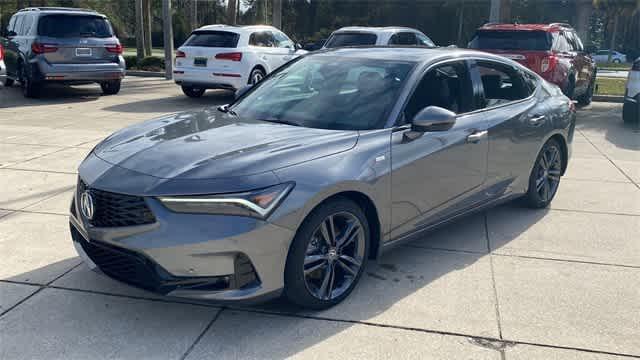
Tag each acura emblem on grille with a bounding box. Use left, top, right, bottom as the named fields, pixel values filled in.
left=80, top=191, right=95, bottom=221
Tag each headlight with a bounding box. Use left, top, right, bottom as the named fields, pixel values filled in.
left=157, top=182, right=294, bottom=219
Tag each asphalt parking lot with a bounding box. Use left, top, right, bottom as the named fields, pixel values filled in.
left=0, top=78, right=639, bottom=359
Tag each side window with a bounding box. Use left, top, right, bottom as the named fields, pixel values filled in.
left=404, top=61, right=473, bottom=121
left=13, top=15, right=24, bottom=35
left=565, top=32, right=578, bottom=52
left=249, top=31, right=275, bottom=47
left=416, top=33, right=435, bottom=47
left=7, top=15, right=16, bottom=34
left=572, top=32, right=584, bottom=52
left=274, top=31, right=294, bottom=49
left=389, top=32, right=417, bottom=45
left=21, top=14, right=33, bottom=35
left=476, top=61, right=531, bottom=108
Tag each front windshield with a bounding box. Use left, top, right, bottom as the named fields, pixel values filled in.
left=231, top=56, right=415, bottom=130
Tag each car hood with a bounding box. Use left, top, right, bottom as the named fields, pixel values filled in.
left=93, top=108, right=358, bottom=180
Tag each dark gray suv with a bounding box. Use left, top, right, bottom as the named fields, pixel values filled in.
left=1, top=7, right=125, bottom=97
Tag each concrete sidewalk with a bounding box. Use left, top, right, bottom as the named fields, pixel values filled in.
left=1, top=78, right=639, bottom=359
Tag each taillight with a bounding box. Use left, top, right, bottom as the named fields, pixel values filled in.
left=0, top=44, right=4, bottom=61
left=215, top=52, right=242, bottom=62
left=540, top=55, right=558, bottom=73
left=105, top=44, right=123, bottom=54
left=175, top=50, right=186, bottom=58
left=31, top=42, right=58, bottom=54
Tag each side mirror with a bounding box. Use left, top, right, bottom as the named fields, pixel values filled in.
left=235, top=84, right=253, bottom=100
left=295, top=43, right=302, bottom=50
left=412, top=106, right=456, bottom=132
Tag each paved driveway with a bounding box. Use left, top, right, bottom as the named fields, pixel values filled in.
left=1, top=78, right=639, bottom=360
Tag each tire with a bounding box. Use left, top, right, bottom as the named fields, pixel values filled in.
left=2, top=78, right=14, bottom=87
left=623, top=96, right=639, bottom=125
left=577, top=77, right=595, bottom=106
left=284, top=197, right=370, bottom=310
left=612, top=59, right=621, bottom=64
left=524, top=139, right=564, bottom=208
left=248, top=67, right=266, bottom=86
left=20, top=65, right=39, bottom=98
left=563, top=75, right=576, bottom=99
left=100, top=80, right=121, bottom=95
left=181, top=86, right=205, bottom=98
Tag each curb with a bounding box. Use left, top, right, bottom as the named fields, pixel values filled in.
left=126, top=70, right=166, bottom=78
left=593, top=95, right=624, bottom=103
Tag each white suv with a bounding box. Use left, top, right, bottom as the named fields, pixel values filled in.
left=174, top=25, right=306, bottom=98
left=623, top=58, right=639, bottom=125
left=323, top=27, right=435, bottom=49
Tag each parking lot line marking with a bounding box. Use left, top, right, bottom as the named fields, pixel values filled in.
left=179, top=309, right=225, bottom=360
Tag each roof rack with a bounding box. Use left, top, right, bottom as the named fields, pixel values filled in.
left=19, top=7, right=97, bottom=13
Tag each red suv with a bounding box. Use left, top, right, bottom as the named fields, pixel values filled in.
left=469, top=23, right=597, bottom=105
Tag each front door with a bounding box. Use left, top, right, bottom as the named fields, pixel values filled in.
left=389, top=60, right=488, bottom=240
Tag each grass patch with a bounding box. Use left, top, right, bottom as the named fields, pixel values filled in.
left=598, top=62, right=631, bottom=71
left=123, top=47, right=166, bottom=57
left=595, top=77, right=626, bottom=96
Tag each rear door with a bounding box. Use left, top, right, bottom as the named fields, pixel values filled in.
left=36, top=14, right=119, bottom=64
left=471, top=59, right=549, bottom=196
left=248, top=30, right=284, bottom=72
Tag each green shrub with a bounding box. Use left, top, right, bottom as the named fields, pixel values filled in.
left=124, top=55, right=138, bottom=69
left=138, top=56, right=165, bottom=71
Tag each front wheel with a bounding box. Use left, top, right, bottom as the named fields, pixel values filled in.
left=100, top=80, right=121, bottom=95
left=284, top=198, right=369, bottom=310
left=1, top=77, right=14, bottom=87
left=182, top=86, right=205, bottom=98
left=524, top=139, right=564, bottom=208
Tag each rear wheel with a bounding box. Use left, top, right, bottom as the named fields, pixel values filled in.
left=100, top=80, right=121, bottom=95
left=1, top=78, right=14, bottom=87
left=563, top=75, right=576, bottom=99
left=182, top=86, right=205, bottom=98
left=577, top=77, right=595, bottom=105
left=613, top=59, right=621, bottom=64
left=248, top=67, right=265, bottom=85
left=524, top=139, right=564, bottom=208
left=20, top=65, right=39, bottom=98
left=284, top=198, right=369, bottom=310
left=623, top=95, right=640, bottom=125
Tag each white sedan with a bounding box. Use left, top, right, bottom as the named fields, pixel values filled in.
left=174, top=25, right=306, bottom=98
left=592, top=50, right=628, bottom=64
left=323, top=26, right=436, bottom=49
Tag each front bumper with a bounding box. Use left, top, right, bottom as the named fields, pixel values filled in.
left=69, top=183, right=294, bottom=302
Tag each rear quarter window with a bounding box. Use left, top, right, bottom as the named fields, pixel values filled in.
left=184, top=31, right=239, bottom=48
left=325, top=33, right=377, bottom=48
left=38, top=15, right=113, bottom=38
left=469, top=31, right=552, bottom=51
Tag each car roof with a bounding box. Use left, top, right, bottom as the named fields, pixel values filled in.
left=312, top=46, right=519, bottom=65
left=333, top=26, right=422, bottom=34
left=18, top=7, right=104, bottom=16
left=478, top=23, right=573, bottom=33
left=195, top=24, right=280, bottom=33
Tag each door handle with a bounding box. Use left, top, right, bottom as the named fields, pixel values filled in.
left=528, top=115, right=546, bottom=126
left=466, top=130, right=488, bottom=143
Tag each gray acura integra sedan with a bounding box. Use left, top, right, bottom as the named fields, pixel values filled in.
left=70, top=47, right=575, bottom=309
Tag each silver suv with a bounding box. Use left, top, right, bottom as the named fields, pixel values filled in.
left=1, top=7, right=125, bottom=98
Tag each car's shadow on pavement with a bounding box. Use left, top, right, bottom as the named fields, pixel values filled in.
left=102, top=91, right=234, bottom=114
left=0, top=83, right=102, bottom=108
left=576, top=104, right=640, bottom=151
left=2, top=201, right=551, bottom=358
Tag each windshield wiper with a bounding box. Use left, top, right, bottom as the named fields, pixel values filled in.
left=259, top=119, right=302, bottom=127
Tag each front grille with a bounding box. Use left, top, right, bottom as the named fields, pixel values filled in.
left=71, top=226, right=165, bottom=292
left=77, top=179, right=155, bottom=227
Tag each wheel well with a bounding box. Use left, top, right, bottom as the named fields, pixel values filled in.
left=320, top=191, right=382, bottom=260
left=549, top=134, right=569, bottom=175
left=252, top=65, right=266, bottom=74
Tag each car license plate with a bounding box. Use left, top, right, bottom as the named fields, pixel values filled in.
left=194, top=57, right=207, bottom=67
left=75, top=48, right=92, bottom=57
